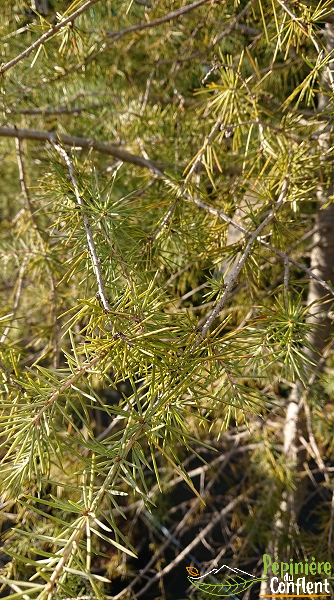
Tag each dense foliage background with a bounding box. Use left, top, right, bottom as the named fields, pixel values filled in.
left=1, top=1, right=334, bottom=598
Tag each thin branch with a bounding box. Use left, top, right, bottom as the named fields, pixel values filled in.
left=9, top=103, right=106, bottom=116
left=0, top=0, right=102, bottom=75
left=213, top=0, right=254, bottom=43
left=140, top=67, right=155, bottom=114
left=46, top=0, right=212, bottom=87
left=105, top=0, right=213, bottom=40
left=49, top=272, right=61, bottom=369
left=8, top=133, right=334, bottom=306
left=196, top=178, right=289, bottom=343
left=43, top=417, right=147, bottom=597
left=183, top=119, right=222, bottom=181
left=0, top=258, right=27, bottom=345
left=16, top=137, right=61, bottom=367
left=53, top=143, right=111, bottom=313
left=192, top=196, right=334, bottom=297
left=302, top=402, right=331, bottom=486
left=148, top=117, right=223, bottom=243
left=15, top=137, right=42, bottom=236
left=0, top=127, right=164, bottom=174
left=149, top=201, right=178, bottom=242
left=29, top=352, right=106, bottom=430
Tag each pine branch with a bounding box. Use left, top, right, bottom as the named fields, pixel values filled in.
left=45, top=0, right=213, bottom=86
left=275, top=0, right=334, bottom=94
left=0, top=0, right=103, bottom=75
left=53, top=143, right=112, bottom=313
left=31, top=352, right=106, bottom=426
left=42, top=422, right=147, bottom=598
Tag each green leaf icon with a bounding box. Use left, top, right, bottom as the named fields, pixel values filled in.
left=188, top=575, right=268, bottom=597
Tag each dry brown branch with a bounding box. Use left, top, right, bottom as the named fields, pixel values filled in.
left=113, top=439, right=256, bottom=600
left=0, top=127, right=164, bottom=173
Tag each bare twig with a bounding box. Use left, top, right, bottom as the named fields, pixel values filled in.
left=0, top=127, right=164, bottom=174
left=0, top=0, right=102, bottom=75
left=53, top=143, right=112, bottom=313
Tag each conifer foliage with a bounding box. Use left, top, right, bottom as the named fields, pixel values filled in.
left=0, top=1, right=334, bottom=598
